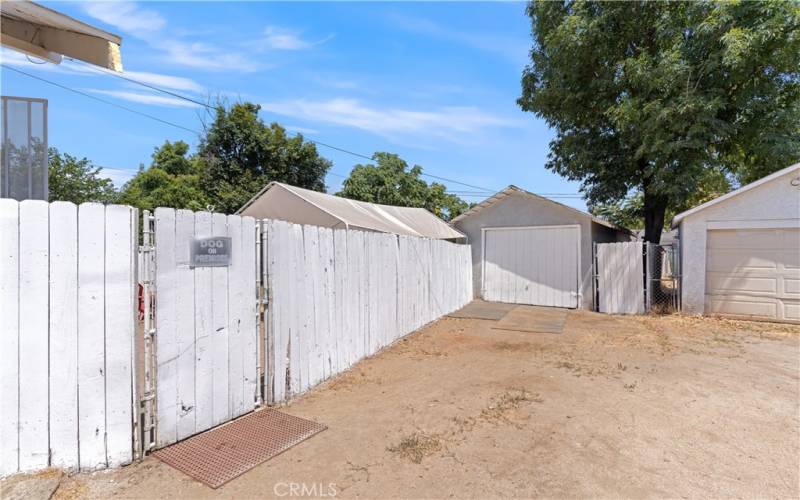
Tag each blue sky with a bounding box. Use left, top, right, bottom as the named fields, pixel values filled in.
left=0, top=1, right=588, bottom=209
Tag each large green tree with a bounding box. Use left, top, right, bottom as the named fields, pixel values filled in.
left=48, top=147, right=116, bottom=204
left=198, top=102, right=332, bottom=213
left=519, top=1, right=800, bottom=242
left=116, top=141, right=209, bottom=212
left=337, top=152, right=468, bottom=221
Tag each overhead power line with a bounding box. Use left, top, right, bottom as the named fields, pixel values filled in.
left=1, top=65, right=200, bottom=135
left=62, top=60, right=501, bottom=194
left=69, top=58, right=213, bottom=109
left=5, top=62, right=583, bottom=200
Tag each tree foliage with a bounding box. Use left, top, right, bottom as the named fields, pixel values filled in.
left=337, top=152, right=468, bottom=221
left=198, top=102, right=332, bottom=213
left=116, top=141, right=209, bottom=212
left=48, top=147, right=116, bottom=204
left=519, top=1, right=800, bottom=241
left=592, top=167, right=733, bottom=230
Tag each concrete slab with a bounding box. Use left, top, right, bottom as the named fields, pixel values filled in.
left=0, top=468, right=63, bottom=500
left=491, top=305, right=569, bottom=334
left=447, top=300, right=516, bottom=321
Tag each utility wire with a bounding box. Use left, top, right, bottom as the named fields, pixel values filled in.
left=2, top=65, right=201, bottom=135
left=63, top=60, right=501, bottom=194
left=69, top=58, right=212, bottom=109
left=6, top=62, right=583, bottom=199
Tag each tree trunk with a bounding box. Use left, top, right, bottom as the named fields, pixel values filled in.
left=642, top=189, right=668, bottom=244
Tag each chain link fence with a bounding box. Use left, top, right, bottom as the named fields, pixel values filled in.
left=646, top=242, right=681, bottom=313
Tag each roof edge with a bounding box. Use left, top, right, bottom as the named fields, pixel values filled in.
left=235, top=180, right=276, bottom=214
left=450, top=185, right=633, bottom=235
left=671, top=162, right=800, bottom=228
left=279, top=183, right=349, bottom=228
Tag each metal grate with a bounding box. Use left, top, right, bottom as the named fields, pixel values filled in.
left=153, top=408, right=326, bottom=489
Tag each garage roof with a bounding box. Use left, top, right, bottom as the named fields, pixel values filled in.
left=1, top=0, right=123, bottom=71
left=450, top=185, right=631, bottom=234
left=238, top=182, right=466, bottom=240
left=671, top=162, right=800, bottom=228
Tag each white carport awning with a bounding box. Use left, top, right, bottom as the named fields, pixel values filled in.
left=1, top=0, right=122, bottom=71
left=238, top=182, right=466, bottom=241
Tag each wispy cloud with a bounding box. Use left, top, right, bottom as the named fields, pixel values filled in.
left=388, top=12, right=529, bottom=66
left=284, top=125, right=320, bottom=135
left=121, top=70, right=205, bottom=94
left=258, top=26, right=334, bottom=50
left=2, top=48, right=206, bottom=98
left=313, top=76, right=360, bottom=91
left=82, top=2, right=166, bottom=37
left=161, top=40, right=261, bottom=72
left=261, top=98, right=519, bottom=142
left=82, top=2, right=260, bottom=73
left=99, top=167, right=137, bottom=188
left=87, top=89, right=202, bottom=109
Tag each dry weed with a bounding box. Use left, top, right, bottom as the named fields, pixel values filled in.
left=387, top=432, right=442, bottom=464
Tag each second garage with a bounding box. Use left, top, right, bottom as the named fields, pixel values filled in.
left=672, top=162, right=800, bottom=323
left=451, top=186, right=633, bottom=310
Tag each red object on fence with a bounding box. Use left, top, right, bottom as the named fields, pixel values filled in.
left=138, top=283, right=144, bottom=321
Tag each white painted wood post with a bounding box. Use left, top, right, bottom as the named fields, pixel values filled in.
left=0, top=199, right=20, bottom=476
left=48, top=202, right=79, bottom=469
left=104, top=205, right=136, bottom=467
left=17, top=201, right=49, bottom=471
left=154, top=208, right=178, bottom=447
left=77, top=203, right=107, bottom=470
left=175, top=209, right=196, bottom=441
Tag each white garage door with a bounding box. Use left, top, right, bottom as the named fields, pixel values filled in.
left=705, top=228, right=800, bottom=323
left=482, top=225, right=580, bottom=308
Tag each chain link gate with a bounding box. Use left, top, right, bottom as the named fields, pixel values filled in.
left=646, top=242, right=681, bottom=313
left=593, top=240, right=681, bottom=314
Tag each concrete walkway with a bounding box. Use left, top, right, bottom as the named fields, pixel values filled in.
left=492, top=305, right=568, bottom=334
left=449, top=300, right=569, bottom=334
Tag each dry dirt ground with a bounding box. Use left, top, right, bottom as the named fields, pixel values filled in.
left=42, top=310, right=800, bottom=498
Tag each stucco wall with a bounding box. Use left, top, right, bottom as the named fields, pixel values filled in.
left=678, top=168, right=800, bottom=314
left=452, top=191, right=630, bottom=309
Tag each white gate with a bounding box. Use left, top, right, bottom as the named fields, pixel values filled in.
left=151, top=208, right=259, bottom=448
left=595, top=241, right=645, bottom=314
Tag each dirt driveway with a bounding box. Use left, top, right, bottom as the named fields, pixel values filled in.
left=53, top=308, right=799, bottom=498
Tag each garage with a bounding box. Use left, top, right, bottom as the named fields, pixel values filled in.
left=673, top=162, right=800, bottom=323
left=705, top=228, right=800, bottom=322
left=451, top=186, right=633, bottom=310
left=482, top=225, right=580, bottom=307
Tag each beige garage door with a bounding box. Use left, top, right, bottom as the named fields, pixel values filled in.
left=705, top=228, right=800, bottom=323
left=482, top=225, right=580, bottom=308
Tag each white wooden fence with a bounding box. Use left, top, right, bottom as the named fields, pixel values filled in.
left=153, top=209, right=259, bottom=448
left=596, top=241, right=645, bottom=314
left=1, top=203, right=473, bottom=476
left=263, top=220, right=472, bottom=403
left=0, top=200, right=137, bottom=476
